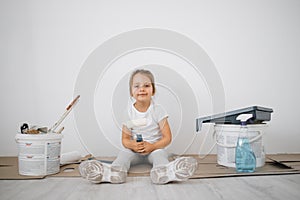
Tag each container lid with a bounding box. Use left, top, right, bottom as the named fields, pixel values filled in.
left=196, top=106, right=273, bottom=132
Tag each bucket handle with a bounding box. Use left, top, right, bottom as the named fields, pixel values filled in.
left=215, top=129, right=263, bottom=148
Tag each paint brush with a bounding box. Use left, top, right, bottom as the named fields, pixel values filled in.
left=56, top=127, right=64, bottom=134
left=48, top=95, right=80, bottom=133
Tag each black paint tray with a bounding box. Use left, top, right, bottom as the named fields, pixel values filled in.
left=196, top=106, right=273, bottom=132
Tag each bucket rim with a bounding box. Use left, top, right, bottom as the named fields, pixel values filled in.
left=15, top=133, right=63, bottom=141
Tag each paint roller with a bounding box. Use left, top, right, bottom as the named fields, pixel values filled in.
left=125, top=118, right=147, bottom=129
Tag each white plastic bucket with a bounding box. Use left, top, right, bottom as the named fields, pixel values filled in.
left=15, top=133, right=63, bottom=176
left=214, top=124, right=267, bottom=168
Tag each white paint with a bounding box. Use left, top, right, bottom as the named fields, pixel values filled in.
left=1, top=0, right=299, bottom=156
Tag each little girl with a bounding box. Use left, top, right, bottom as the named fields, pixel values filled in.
left=79, top=69, right=197, bottom=184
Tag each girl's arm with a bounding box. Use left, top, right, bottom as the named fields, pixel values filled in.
left=142, top=118, right=172, bottom=154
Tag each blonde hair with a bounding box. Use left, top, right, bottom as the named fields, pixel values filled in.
left=129, top=69, right=156, bottom=96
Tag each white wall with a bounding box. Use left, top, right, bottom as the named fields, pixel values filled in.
left=1, top=0, right=299, bottom=157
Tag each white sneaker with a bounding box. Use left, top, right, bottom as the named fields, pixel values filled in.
left=150, top=157, right=197, bottom=184
left=79, top=160, right=127, bottom=184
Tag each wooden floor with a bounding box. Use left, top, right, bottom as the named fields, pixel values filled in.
left=0, top=174, right=300, bottom=200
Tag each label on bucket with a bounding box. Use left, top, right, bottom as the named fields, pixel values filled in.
left=16, top=134, right=62, bottom=176
left=19, top=142, right=45, bottom=155
left=217, top=134, right=236, bottom=166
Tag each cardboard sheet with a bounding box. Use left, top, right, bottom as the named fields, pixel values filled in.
left=1, top=154, right=300, bottom=180
left=0, top=157, right=45, bottom=179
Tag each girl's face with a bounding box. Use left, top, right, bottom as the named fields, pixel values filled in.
left=131, top=73, right=153, bottom=103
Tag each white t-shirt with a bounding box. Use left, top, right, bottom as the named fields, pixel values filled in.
left=127, top=101, right=168, bottom=144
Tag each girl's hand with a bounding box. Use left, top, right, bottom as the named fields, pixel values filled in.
left=132, top=141, right=146, bottom=153
left=139, top=141, right=155, bottom=155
